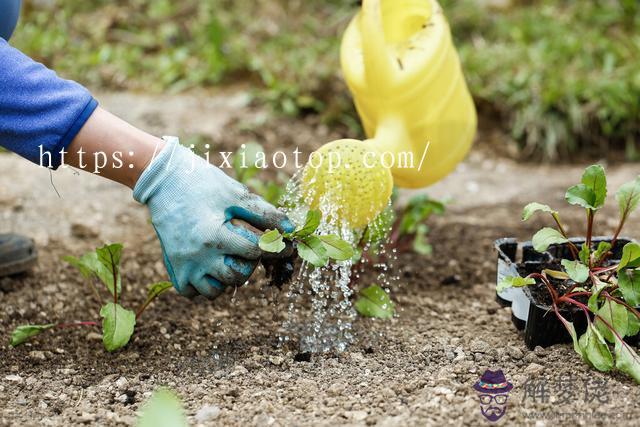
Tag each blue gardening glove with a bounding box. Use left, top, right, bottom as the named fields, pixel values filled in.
left=133, top=137, right=294, bottom=299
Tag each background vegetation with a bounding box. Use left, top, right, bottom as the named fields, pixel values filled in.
left=12, top=0, right=640, bottom=159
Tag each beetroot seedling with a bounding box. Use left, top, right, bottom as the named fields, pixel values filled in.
left=259, top=209, right=354, bottom=267
left=9, top=243, right=173, bottom=351
left=500, top=165, right=640, bottom=382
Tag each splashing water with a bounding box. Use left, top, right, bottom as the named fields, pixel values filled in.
left=277, top=169, right=398, bottom=353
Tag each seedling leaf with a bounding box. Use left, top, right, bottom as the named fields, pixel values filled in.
left=616, top=176, right=640, bottom=218
left=10, top=324, right=55, bottom=347
left=595, top=300, right=629, bottom=343
left=64, top=251, right=121, bottom=297
left=412, top=223, right=432, bottom=255
left=100, top=303, right=136, bottom=352
left=532, top=227, right=569, bottom=253
left=566, top=164, right=607, bottom=210
left=593, top=242, right=612, bottom=263
left=543, top=269, right=570, bottom=280
left=318, top=235, right=353, bottom=261
left=145, top=282, right=173, bottom=305
left=293, top=209, right=321, bottom=238
left=354, top=285, right=395, bottom=319
left=62, top=255, right=94, bottom=278
left=496, top=276, right=535, bottom=293
left=565, top=184, right=598, bottom=210
left=614, top=335, right=640, bottom=383
left=628, top=311, right=640, bottom=337
left=579, top=244, right=590, bottom=265
left=618, top=242, right=640, bottom=271
left=578, top=324, right=613, bottom=372
left=618, top=268, right=640, bottom=306
left=259, top=229, right=285, bottom=253
left=297, top=235, right=328, bottom=267
left=588, top=281, right=608, bottom=312
left=581, top=164, right=607, bottom=208
left=561, top=259, right=589, bottom=283
left=96, top=244, right=123, bottom=298
left=522, top=202, right=557, bottom=221
left=137, top=388, right=188, bottom=427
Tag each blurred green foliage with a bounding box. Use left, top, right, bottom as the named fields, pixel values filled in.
left=12, top=0, right=640, bottom=158
left=14, top=0, right=357, bottom=125
left=441, top=0, right=640, bottom=159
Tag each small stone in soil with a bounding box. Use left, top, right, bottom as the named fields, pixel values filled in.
left=294, top=352, right=312, bottom=362
left=195, top=405, right=221, bottom=422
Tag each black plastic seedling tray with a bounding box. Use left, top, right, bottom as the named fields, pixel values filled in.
left=495, top=236, right=636, bottom=350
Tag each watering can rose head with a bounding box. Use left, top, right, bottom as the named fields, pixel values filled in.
left=301, top=139, right=392, bottom=229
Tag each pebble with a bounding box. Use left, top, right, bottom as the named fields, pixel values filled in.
left=195, top=405, right=221, bottom=422
left=253, top=413, right=275, bottom=426
left=268, top=356, right=284, bottom=366
left=28, top=351, right=47, bottom=362
left=524, top=363, right=544, bottom=376
left=5, top=374, right=23, bottom=383
left=86, top=332, right=102, bottom=341
left=507, top=346, right=524, bottom=360
left=344, top=410, right=368, bottom=421
left=78, top=413, right=96, bottom=423
left=469, top=339, right=490, bottom=353
left=115, top=376, right=128, bottom=390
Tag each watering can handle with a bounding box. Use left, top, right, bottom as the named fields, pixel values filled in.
left=360, top=0, right=396, bottom=94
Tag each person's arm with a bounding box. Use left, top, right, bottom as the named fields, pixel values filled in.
left=65, top=107, right=164, bottom=189
left=0, top=38, right=294, bottom=299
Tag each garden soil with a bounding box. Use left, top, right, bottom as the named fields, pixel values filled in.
left=1, top=89, right=640, bottom=426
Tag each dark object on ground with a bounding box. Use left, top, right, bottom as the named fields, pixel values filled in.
left=294, top=352, right=312, bottom=362
left=0, top=233, right=38, bottom=277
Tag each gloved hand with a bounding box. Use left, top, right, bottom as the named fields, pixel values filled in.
left=133, top=136, right=294, bottom=298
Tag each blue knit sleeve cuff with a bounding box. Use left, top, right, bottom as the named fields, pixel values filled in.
left=49, top=97, right=99, bottom=169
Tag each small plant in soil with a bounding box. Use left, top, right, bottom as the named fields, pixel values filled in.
left=9, top=243, right=172, bottom=352
left=259, top=209, right=354, bottom=268
left=359, top=193, right=446, bottom=262
left=499, top=165, right=640, bottom=382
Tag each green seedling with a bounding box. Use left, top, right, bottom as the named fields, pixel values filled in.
left=358, top=193, right=446, bottom=263
left=9, top=243, right=172, bottom=352
left=259, top=209, right=353, bottom=267
left=137, top=388, right=188, bottom=427
left=500, top=165, right=640, bottom=382
left=354, top=284, right=395, bottom=319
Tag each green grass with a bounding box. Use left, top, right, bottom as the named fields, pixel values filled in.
left=12, top=0, right=640, bottom=159
left=442, top=0, right=640, bottom=159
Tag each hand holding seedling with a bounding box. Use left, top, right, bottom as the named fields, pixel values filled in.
left=499, top=165, right=640, bottom=382
left=134, top=137, right=295, bottom=298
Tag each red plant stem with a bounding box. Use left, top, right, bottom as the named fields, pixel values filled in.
left=110, top=251, right=118, bottom=305
left=563, top=291, right=592, bottom=300
left=56, top=321, right=98, bottom=329
left=602, top=292, right=640, bottom=321
left=585, top=209, right=595, bottom=266
left=135, top=299, right=154, bottom=320
left=528, top=273, right=558, bottom=302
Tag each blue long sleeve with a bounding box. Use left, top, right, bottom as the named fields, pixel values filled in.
left=0, top=38, right=98, bottom=168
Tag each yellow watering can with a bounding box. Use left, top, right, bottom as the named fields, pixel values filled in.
left=303, top=0, right=477, bottom=228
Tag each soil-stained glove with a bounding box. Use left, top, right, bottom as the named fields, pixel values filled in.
left=133, top=137, right=294, bottom=299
